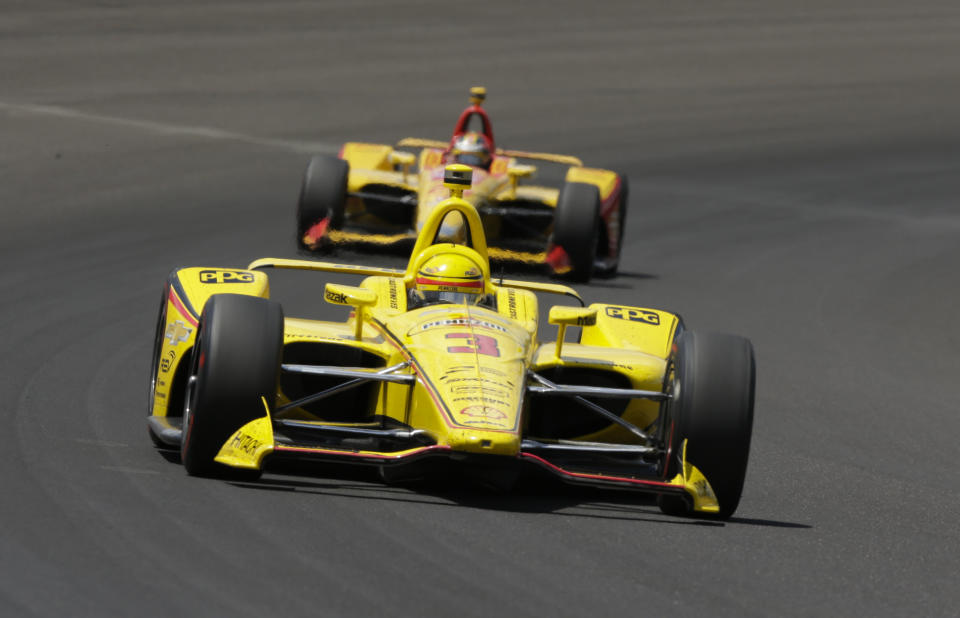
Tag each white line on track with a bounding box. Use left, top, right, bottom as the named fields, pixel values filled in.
left=0, top=100, right=338, bottom=154
left=74, top=438, right=129, bottom=448
left=101, top=465, right=161, bottom=475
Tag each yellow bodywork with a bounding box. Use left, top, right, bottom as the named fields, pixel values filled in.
left=328, top=129, right=621, bottom=257
left=214, top=399, right=275, bottom=469
left=565, top=167, right=621, bottom=202
left=671, top=440, right=720, bottom=513
left=153, top=185, right=718, bottom=514
left=150, top=268, right=269, bottom=418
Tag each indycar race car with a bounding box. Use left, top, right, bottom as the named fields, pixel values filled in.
left=296, top=87, right=628, bottom=282
left=150, top=165, right=755, bottom=519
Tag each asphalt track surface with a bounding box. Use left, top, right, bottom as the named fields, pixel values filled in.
left=2, top=2, right=959, bottom=616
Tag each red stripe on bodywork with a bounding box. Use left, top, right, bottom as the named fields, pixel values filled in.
left=545, top=245, right=571, bottom=274
left=599, top=176, right=622, bottom=218
left=521, top=452, right=679, bottom=489
left=415, top=277, right=483, bottom=288
left=303, top=217, right=331, bottom=247
left=600, top=176, right=623, bottom=256
left=169, top=289, right=198, bottom=327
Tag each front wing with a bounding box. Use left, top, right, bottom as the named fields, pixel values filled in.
left=212, top=398, right=719, bottom=515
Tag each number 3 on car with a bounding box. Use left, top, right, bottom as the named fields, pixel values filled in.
left=445, top=332, right=500, bottom=357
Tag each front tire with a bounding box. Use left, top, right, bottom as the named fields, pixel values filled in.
left=658, top=331, right=756, bottom=519
left=296, top=155, right=348, bottom=250
left=181, top=294, right=283, bottom=477
left=552, top=181, right=601, bottom=282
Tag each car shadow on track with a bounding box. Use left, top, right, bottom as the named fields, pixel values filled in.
left=218, top=461, right=809, bottom=529
left=574, top=271, right=659, bottom=291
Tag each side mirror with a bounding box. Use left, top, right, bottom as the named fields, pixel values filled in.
left=506, top=164, right=536, bottom=198
left=389, top=151, right=416, bottom=182
left=325, top=283, right=377, bottom=339
left=548, top=306, right=597, bottom=359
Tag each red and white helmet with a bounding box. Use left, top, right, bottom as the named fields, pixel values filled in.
left=451, top=131, right=492, bottom=169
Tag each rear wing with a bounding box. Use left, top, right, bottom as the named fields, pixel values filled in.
left=395, top=137, right=584, bottom=167
left=246, top=257, right=583, bottom=305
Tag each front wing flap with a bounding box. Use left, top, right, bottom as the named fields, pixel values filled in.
left=521, top=438, right=719, bottom=514
left=213, top=398, right=718, bottom=513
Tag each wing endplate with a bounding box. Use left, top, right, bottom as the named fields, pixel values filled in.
left=213, top=398, right=275, bottom=470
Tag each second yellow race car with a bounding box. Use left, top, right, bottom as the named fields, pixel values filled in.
left=296, top=87, right=628, bottom=282
left=151, top=165, right=755, bottom=519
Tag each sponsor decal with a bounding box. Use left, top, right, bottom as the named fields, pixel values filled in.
left=419, top=317, right=508, bottom=333
left=452, top=385, right=481, bottom=392
left=451, top=384, right=510, bottom=395
left=440, top=365, right=475, bottom=376
left=164, top=321, right=192, bottom=345
left=480, top=366, right=508, bottom=378
left=605, top=306, right=660, bottom=325
left=229, top=431, right=262, bottom=455
left=452, top=396, right=510, bottom=408
left=388, top=279, right=400, bottom=310
left=160, top=349, right=176, bottom=373
left=459, top=405, right=507, bottom=421
left=199, top=270, right=255, bottom=284
left=694, top=479, right=711, bottom=497
left=506, top=290, right=518, bottom=319
left=442, top=376, right=509, bottom=387
left=325, top=289, right=348, bottom=304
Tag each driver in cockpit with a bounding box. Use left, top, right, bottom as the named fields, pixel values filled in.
left=408, top=248, right=496, bottom=309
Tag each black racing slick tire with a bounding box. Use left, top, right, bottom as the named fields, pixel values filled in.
left=296, top=154, right=348, bottom=250
left=552, top=181, right=601, bottom=282
left=658, top=331, right=756, bottom=519
left=181, top=294, right=283, bottom=477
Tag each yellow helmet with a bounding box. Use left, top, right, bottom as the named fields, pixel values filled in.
left=412, top=249, right=488, bottom=307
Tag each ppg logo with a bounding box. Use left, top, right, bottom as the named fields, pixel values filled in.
left=199, top=270, right=255, bottom=284
left=605, top=306, right=660, bottom=325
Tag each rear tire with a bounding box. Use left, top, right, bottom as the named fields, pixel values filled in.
left=552, top=181, right=601, bottom=282
left=296, top=155, right=348, bottom=250
left=658, top=331, right=756, bottom=519
left=181, top=294, right=283, bottom=477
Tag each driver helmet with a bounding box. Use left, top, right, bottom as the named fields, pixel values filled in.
left=412, top=250, right=487, bottom=307
left=451, top=131, right=492, bottom=169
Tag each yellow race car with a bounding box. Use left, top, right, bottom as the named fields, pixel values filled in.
left=296, top=87, right=628, bottom=282
left=150, top=165, right=755, bottom=519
